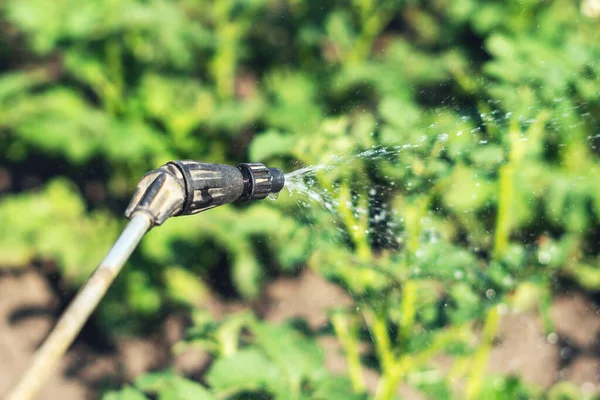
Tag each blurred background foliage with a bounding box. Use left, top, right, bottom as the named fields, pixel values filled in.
left=1, top=0, right=600, bottom=399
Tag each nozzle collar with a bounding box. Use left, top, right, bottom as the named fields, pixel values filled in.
left=237, top=163, right=285, bottom=201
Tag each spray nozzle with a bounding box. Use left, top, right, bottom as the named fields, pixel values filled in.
left=7, top=162, right=285, bottom=400
left=125, top=161, right=285, bottom=227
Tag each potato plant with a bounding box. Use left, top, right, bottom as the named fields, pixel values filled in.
left=0, top=0, right=599, bottom=399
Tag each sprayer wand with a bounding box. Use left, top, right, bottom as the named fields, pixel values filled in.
left=6, top=161, right=285, bottom=400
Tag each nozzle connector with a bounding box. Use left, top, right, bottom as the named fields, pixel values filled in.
left=238, top=163, right=274, bottom=201
left=125, top=161, right=285, bottom=226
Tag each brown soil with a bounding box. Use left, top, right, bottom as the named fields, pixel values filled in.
left=1, top=269, right=599, bottom=399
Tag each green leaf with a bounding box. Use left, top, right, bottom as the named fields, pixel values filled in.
left=158, top=377, right=214, bottom=400
left=135, top=371, right=214, bottom=400
left=0, top=70, right=50, bottom=101
left=547, top=381, right=583, bottom=400
left=249, top=129, right=297, bottom=161
left=312, top=375, right=366, bottom=400
left=137, top=73, right=215, bottom=139
left=378, top=97, right=420, bottom=132
left=126, top=270, right=162, bottom=316
left=102, top=386, right=149, bottom=400
left=163, top=265, right=208, bottom=307
left=253, top=323, right=324, bottom=383
left=206, top=348, right=281, bottom=393
left=442, top=164, right=494, bottom=213
left=135, top=371, right=176, bottom=392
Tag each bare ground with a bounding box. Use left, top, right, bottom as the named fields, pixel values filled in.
left=1, top=269, right=599, bottom=399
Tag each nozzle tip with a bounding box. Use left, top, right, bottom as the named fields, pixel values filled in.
left=269, top=168, right=285, bottom=194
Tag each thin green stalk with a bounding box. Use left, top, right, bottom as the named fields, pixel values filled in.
left=363, top=308, right=395, bottom=374
left=364, top=281, right=418, bottom=400
left=494, top=163, right=513, bottom=259
left=539, top=280, right=554, bottom=335
left=374, top=324, right=471, bottom=400
left=405, top=196, right=429, bottom=255
left=465, top=306, right=501, bottom=400
left=399, top=280, right=417, bottom=347
left=105, top=39, right=124, bottom=114
left=495, top=111, right=549, bottom=259
left=493, top=117, right=521, bottom=260
left=338, top=183, right=372, bottom=261
left=332, top=312, right=366, bottom=393
left=210, top=0, right=246, bottom=100
left=364, top=306, right=401, bottom=400
left=375, top=372, right=403, bottom=400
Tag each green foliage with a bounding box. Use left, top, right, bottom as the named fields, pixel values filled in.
left=135, top=371, right=214, bottom=400
left=0, top=179, right=120, bottom=281
left=1, top=0, right=600, bottom=398
left=109, top=314, right=362, bottom=400
left=104, top=370, right=216, bottom=400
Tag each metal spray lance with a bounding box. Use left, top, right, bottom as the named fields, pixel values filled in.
left=6, top=161, right=285, bottom=400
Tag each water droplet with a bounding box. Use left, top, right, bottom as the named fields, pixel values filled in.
left=268, top=192, right=279, bottom=200
left=486, top=289, right=496, bottom=299
left=547, top=333, right=559, bottom=344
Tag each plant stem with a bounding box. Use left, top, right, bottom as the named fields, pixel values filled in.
left=465, top=306, right=501, bottom=400
left=494, top=162, right=513, bottom=259
left=375, top=371, right=403, bottom=400
left=405, top=196, right=429, bottom=256
left=338, top=183, right=372, bottom=261
left=493, top=117, right=521, bottom=260
left=363, top=308, right=395, bottom=374
left=399, top=280, right=417, bottom=347
left=105, top=39, right=124, bottom=114
left=332, top=312, right=366, bottom=393
left=494, top=110, right=548, bottom=259
left=363, top=307, right=402, bottom=400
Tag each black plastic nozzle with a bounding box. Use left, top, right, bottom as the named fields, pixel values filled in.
left=237, top=162, right=284, bottom=201
left=125, top=161, right=285, bottom=226
left=269, top=168, right=285, bottom=193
